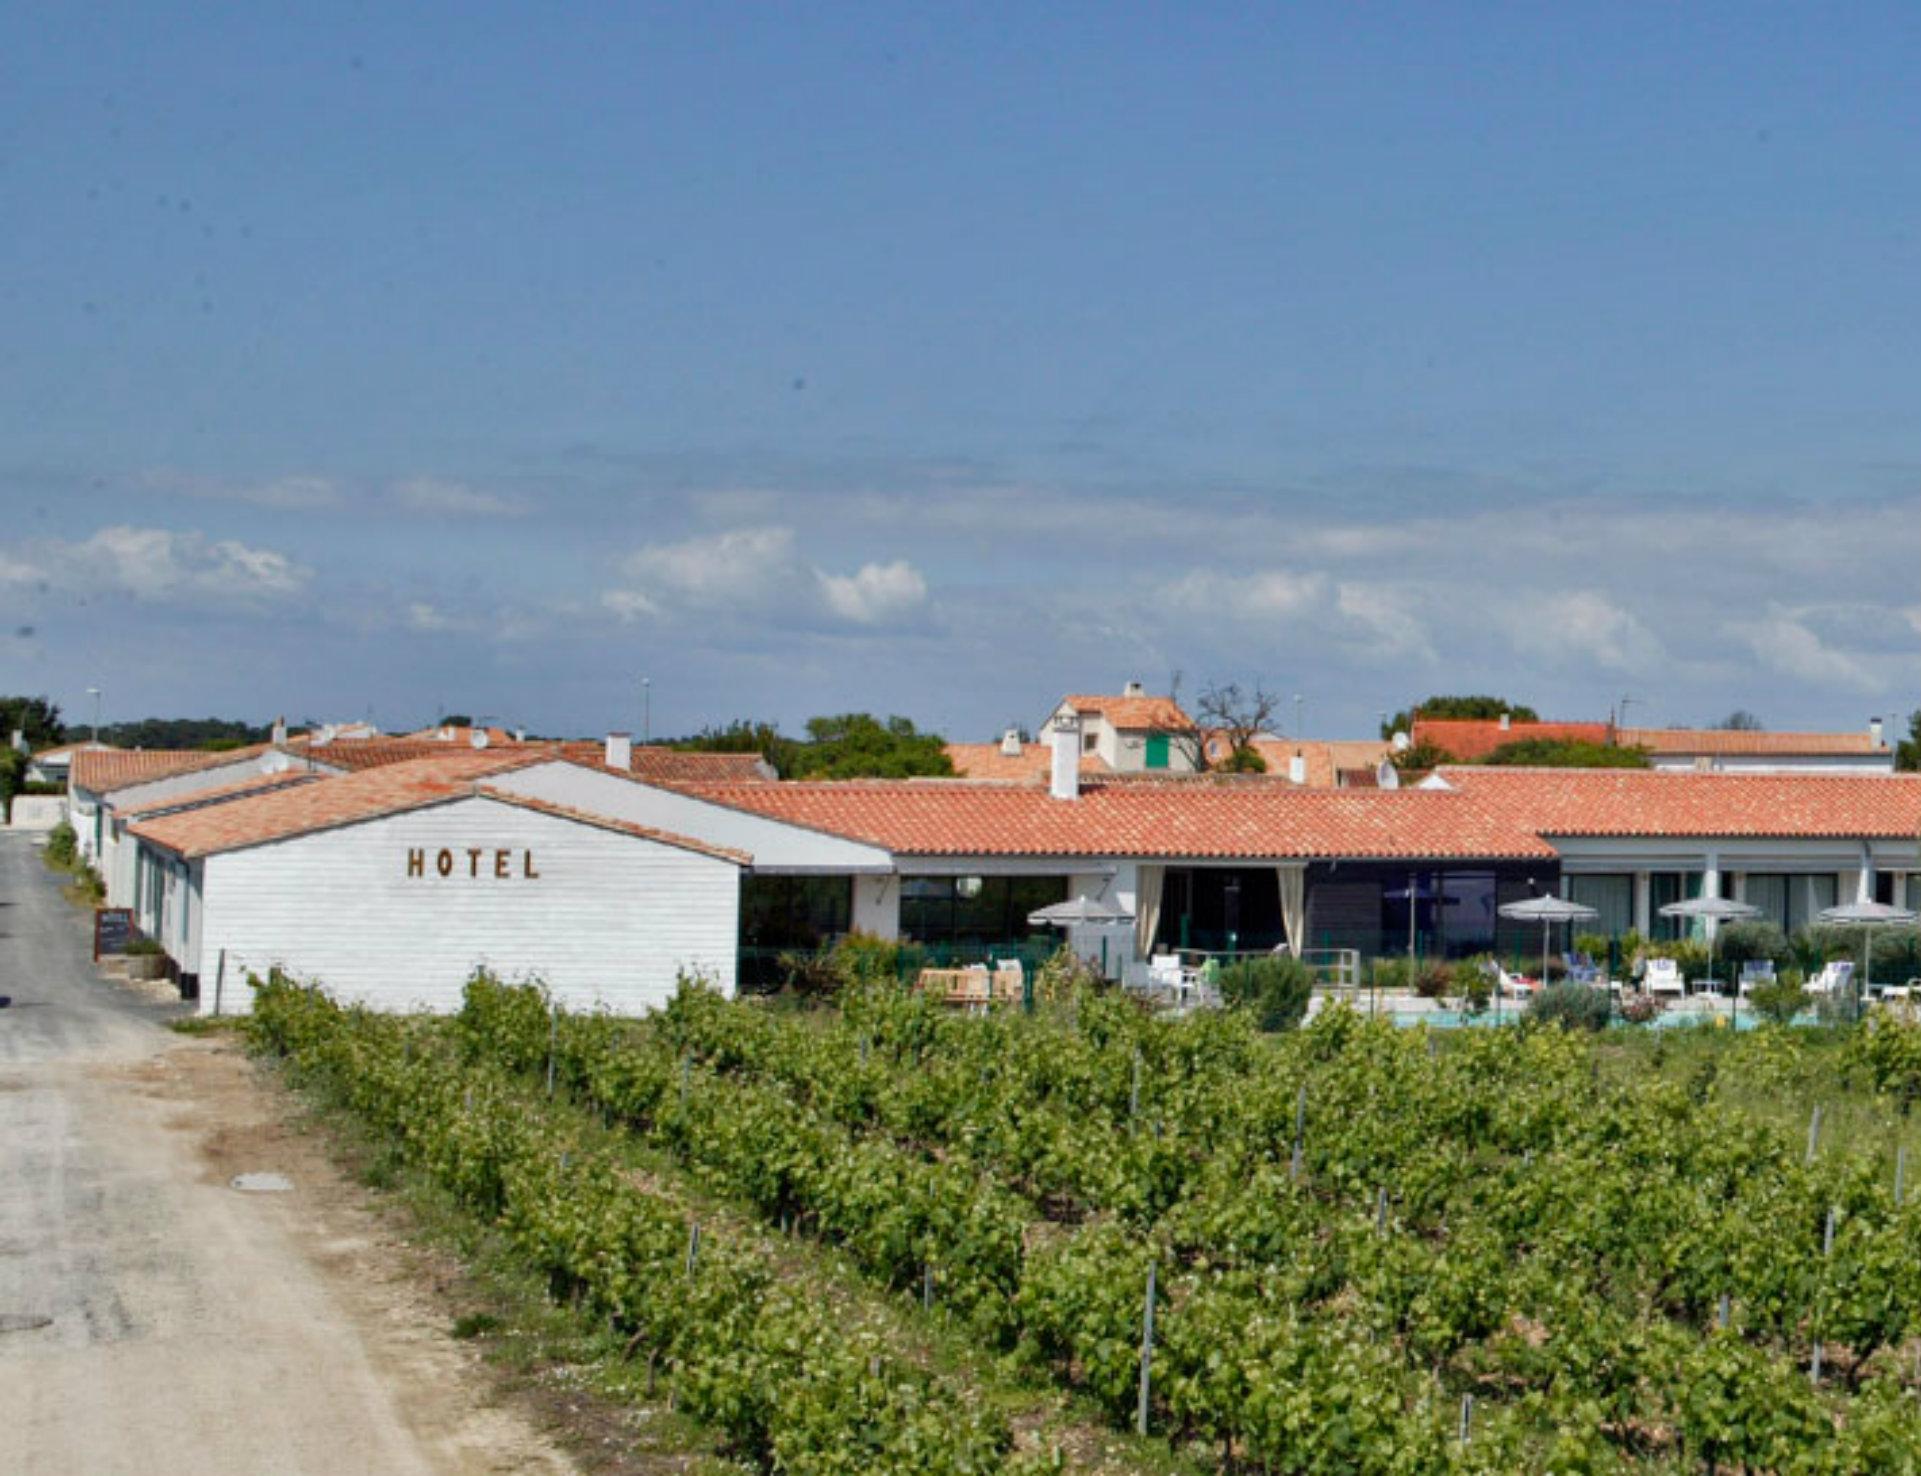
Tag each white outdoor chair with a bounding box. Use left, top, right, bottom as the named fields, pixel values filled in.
left=1494, top=963, right=1536, bottom=999
left=1737, top=960, right=1776, bottom=996
left=1643, top=958, right=1687, bottom=997
left=1806, top=961, right=1855, bottom=997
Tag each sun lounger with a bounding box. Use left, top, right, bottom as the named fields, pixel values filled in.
left=1643, top=958, right=1686, bottom=997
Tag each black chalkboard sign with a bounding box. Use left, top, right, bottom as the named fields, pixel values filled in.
left=94, top=907, right=135, bottom=960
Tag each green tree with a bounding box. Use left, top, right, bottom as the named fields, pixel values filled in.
left=1380, top=695, right=1538, bottom=739
left=1482, top=737, right=1651, bottom=768
left=1897, top=710, right=1921, bottom=772
left=670, top=719, right=797, bottom=774
left=786, top=714, right=954, bottom=779
left=1715, top=709, right=1765, bottom=730
left=0, top=694, right=66, bottom=749
left=97, top=716, right=271, bottom=750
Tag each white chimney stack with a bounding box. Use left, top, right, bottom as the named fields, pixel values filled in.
left=605, top=731, right=633, bottom=770
left=1123, top=679, right=1145, bottom=697
left=1049, top=713, right=1081, bottom=800
left=999, top=727, right=1023, bottom=757
left=1498, top=711, right=1511, bottom=731
left=271, top=715, right=287, bottom=745
left=1288, top=750, right=1307, bottom=785
left=1869, top=716, right=1884, bottom=747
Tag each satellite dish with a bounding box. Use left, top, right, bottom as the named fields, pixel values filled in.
left=470, top=730, right=490, bottom=750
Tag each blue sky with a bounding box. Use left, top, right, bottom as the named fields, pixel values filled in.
left=3, top=4, right=1917, bottom=741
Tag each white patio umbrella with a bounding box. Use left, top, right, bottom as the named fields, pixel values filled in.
left=1658, top=895, right=1761, bottom=993
left=1817, top=899, right=1919, bottom=998
left=1026, top=895, right=1136, bottom=928
left=1028, top=894, right=1136, bottom=976
left=1498, top=894, right=1600, bottom=984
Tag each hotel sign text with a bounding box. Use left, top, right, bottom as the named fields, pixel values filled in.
left=406, top=847, right=540, bottom=880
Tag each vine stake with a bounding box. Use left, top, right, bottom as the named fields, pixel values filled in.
left=1135, top=1261, right=1157, bottom=1436
left=685, top=1220, right=701, bottom=1277
left=1806, top=1104, right=1824, bottom=1165
left=1458, top=1393, right=1473, bottom=1445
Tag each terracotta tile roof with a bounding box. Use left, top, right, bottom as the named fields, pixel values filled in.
left=1619, top=727, right=1891, bottom=757
left=1436, top=767, right=1921, bottom=838
left=113, top=769, right=325, bottom=818
left=553, top=742, right=773, bottom=786
left=1060, top=694, right=1195, bottom=730
left=682, top=778, right=1554, bottom=860
left=1245, top=737, right=1394, bottom=788
left=474, top=788, right=751, bottom=865
left=130, top=751, right=547, bottom=859
left=401, top=723, right=520, bottom=745
left=280, top=736, right=542, bottom=772
left=1410, top=719, right=1611, bottom=762
left=943, top=742, right=1111, bottom=782
left=72, top=746, right=270, bottom=795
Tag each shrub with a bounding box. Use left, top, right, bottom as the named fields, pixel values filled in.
left=1618, top=992, right=1664, bottom=1025
left=1849, top=1013, right=1921, bottom=1109
left=124, top=936, right=165, bottom=957
left=43, top=819, right=77, bottom=869
left=1453, top=956, right=1494, bottom=1015
left=1034, top=944, right=1103, bottom=1004
left=1717, top=921, right=1789, bottom=966
left=776, top=949, right=846, bottom=1001
left=1369, top=957, right=1410, bottom=992
left=1412, top=959, right=1453, bottom=998
left=831, top=931, right=926, bottom=986
left=1647, top=938, right=1710, bottom=981
left=1216, top=954, right=1313, bottom=1032
left=1527, top=982, right=1612, bottom=1032
left=1747, top=970, right=1809, bottom=1028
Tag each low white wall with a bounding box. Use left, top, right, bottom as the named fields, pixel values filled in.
left=6, top=795, right=66, bottom=830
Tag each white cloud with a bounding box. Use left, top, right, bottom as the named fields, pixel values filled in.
left=405, top=601, right=468, bottom=633
left=618, top=526, right=801, bottom=608
left=392, top=476, right=526, bottom=517
left=1161, top=568, right=1328, bottom=619
left=819, top=560, right=927, bottom=624
left=1502, top=590, right=1663, bottom=672
left=605, top=526, right=928, bottom=629
left=1736, top=607, right=1882, bottom=693
left=1334, top=583, right=1436, bottom=661
left=0, top=525, right=310, bottom=604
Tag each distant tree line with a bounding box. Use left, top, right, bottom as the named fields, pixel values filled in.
left=670, top=713, right=954, bottom=779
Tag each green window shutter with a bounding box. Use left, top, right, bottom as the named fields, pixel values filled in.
left=1145, top=732, right=1170, bottom=769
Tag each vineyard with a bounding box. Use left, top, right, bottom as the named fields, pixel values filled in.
left=252, top=974, right=1921, bottom=1474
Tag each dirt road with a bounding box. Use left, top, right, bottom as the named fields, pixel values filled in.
left=0, top=832, right=578, bottom=1476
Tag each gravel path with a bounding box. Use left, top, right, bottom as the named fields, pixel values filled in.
left=0, top=832, right=577, bottom=1476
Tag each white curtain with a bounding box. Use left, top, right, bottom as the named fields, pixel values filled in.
left=1276, top=864, right=1306, bottom=960
left=1134, top=865, right=1164, bottom=959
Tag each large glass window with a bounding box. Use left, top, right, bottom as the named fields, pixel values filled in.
left=1786, top=874, right=1839, bottom=934
left=901, top=875, right=1069, bottom=945
left=1565, top=874, right=1633, bottom=937
left=1743, top=874, right=1790, bottom=932
left=1649, top=872, right=1703, bottom=941
left=739, top=875, right=852, bottom=953
left=1154, top=868, right=1286, bottom=953
left=1440, top=872, right=1498, bottom=955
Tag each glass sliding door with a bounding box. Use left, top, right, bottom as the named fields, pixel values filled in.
left=1742, top=874, right=1790, bottom=932
left=1565, top=874, right=1633, bottom=938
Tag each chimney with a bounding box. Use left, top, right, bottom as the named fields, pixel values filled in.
left=9, top=729, right=24, bottom=754
left=1498, top=712, right=1511, bottom=731
left=1870, top=716, right=1884, bottom=748
left=1049, top=712, right=1081, bottom=800
left=1288, top=750, right=1307, bottom=785
left=605, top=731, right=633, bottom=770
left=1123, top=679, right=1144, bottom=697
left=999, top=727, right=1023, bottom=757
left=271, top=715, right=287, bottom=746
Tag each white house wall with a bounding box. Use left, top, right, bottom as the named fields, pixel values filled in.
left=489, top=761, right=893, bottom=874
left=193, top=796, right=739, bottom=1017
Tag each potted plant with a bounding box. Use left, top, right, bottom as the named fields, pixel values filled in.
left=124, top=937, right=169, bottom=980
